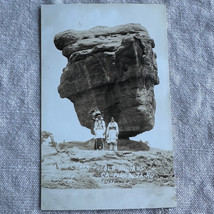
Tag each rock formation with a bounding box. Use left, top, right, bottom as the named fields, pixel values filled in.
left=42, top=140, right=175, bottom=189
left=54, top=24, right=159, bottom=138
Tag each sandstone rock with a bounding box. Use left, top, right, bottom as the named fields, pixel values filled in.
left=42, top=147, right=175, bottom=189
left=54, top=24, right=159, bottom=138
left=118, top=139, right=150, bottom=151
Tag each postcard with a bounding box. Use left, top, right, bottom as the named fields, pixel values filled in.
left=41, top=4, right=176, bottom=210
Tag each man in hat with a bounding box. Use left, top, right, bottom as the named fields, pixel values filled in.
left=106, top=117, right=119, bottom=151
left=94, top=114, right=106, bottom=150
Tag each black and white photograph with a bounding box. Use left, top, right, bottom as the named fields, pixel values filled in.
left=41, top=4, right=176, bottom=210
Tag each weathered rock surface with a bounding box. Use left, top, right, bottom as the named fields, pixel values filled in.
left=42, top=141, right=175, bottom=189
left=54, top=24, right=159, bottom=138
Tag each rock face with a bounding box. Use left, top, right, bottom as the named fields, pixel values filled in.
left=42, top=140, right=175, bottom=189
left=54, top=24, right=159, bottom=138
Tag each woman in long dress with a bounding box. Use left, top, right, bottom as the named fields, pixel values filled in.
left=106, top=117, right=119, bottom=151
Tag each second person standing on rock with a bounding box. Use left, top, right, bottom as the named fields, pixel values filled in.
left=106, top=117, right=119, bottom=151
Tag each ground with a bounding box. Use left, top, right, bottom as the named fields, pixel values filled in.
left=41, top=138, right=176, bottom=210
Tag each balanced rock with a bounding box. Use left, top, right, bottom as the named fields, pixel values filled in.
left=54, top=23, right=159, bottom=138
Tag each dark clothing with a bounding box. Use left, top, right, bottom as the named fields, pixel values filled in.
left=94, top=138, right=104, bottom=150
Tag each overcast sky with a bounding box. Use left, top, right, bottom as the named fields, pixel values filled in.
left=41, top=4, right=173, bottom=150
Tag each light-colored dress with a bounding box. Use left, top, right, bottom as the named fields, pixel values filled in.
left=94, top=119, right=105, bottom=139
left=106, top=121, right=119, bottom=144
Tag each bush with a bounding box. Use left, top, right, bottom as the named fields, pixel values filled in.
left=41, top=131, right=56, bottom=147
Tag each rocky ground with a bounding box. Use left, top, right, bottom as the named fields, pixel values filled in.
left=41, top=139, right=175, bottom=189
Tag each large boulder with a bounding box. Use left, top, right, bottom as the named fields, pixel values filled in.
left=54, top=23, right=159, bottom=138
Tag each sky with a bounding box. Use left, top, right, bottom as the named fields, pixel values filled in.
left=41, top=4, right=173, bottom=150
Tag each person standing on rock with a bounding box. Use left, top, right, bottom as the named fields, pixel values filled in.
left=106, top=117, right=119, bottom=151
left=94, top=114, right=106, bottom=150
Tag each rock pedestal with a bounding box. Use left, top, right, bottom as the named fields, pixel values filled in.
left=54, top=24, right=159, bottom=138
